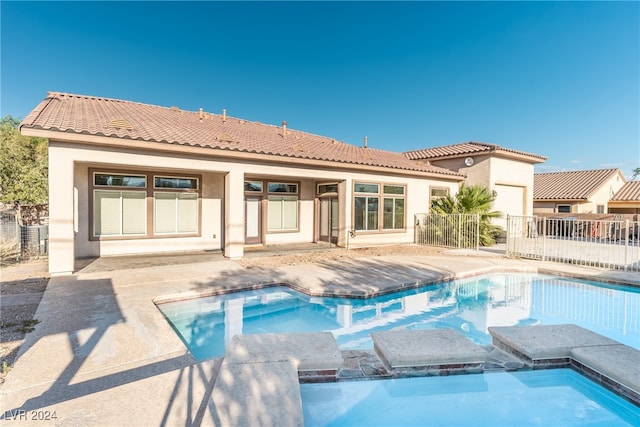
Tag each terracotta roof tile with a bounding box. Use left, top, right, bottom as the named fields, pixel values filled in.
left=611, top=181, right=640, bottom=201
left=21, top=92, right=463, bottom=178
left=404, top=142, right=546, bottom=163
left=533, top=169, right=622, bottom=200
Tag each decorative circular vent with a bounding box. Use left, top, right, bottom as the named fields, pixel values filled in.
left=107, top=119, right=134, bottom=130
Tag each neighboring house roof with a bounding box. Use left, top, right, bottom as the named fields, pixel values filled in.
left=20, top=92, right=463, bottom=178
left=610, top=181, right=640, bottom=202
left=534, top=169, right=623, bottom=200
left=403, top=141, right=546, bottom=163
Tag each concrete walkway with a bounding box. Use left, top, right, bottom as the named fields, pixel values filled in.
left=0, top=250, right=638, bottom=426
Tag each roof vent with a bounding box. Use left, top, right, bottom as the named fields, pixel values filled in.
left=282, top=121, right=288, bottom=137
left=218, top=133, right=235, bottom=143
left=199, top=108, right=204, bottom=122
left=222, top=109, right=227, bottom=123
left=107, top=118, right=134, bottom=130
left=364, top=136, right=368, bottom=148
left=291, top=144, right=304, bottom=152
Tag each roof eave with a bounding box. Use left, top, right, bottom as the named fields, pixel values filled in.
left=23, top=127, right=465, bottom=181
left=409, top=149, right=546, bottom=164
left=533, top=197, right=589, bottom=202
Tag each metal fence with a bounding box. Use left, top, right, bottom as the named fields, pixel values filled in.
left=0, top=209, right=49, bottom=262
left=505, top=215, right=640, bottom=272
left=414, top=213, right=480, bottom=250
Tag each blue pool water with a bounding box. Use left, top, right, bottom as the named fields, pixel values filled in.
left=158, top=273, right=640, bottom=359
left=300, top=369, right=640, bottom=426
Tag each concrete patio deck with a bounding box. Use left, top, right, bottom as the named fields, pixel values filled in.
left=1, top=249, right=639, bottom=426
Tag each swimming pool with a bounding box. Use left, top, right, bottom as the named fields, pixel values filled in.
left=300, top=369, right=640, bottom=426
left=158, top=273, right=640, bottom=360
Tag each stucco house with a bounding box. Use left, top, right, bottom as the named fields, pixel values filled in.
left=21, top=92, right=470, bottom=275
left=533, top=169, right=627, bottom=215
left=404, top=142, right=547, bottom=229
left=608, top=181, right=640, bottom=214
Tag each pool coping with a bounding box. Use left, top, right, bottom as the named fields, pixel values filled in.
left=152, top=266, right=640, bottom=306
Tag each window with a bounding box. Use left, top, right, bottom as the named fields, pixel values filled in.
left=354, top=182, right=405, bottom=232
left=93, top=173, right=147, bottom=237
left=244, top=181, right=263, bottom=192
left=430, top=187, right=449, bottom=200
left=557, top=204, right=571, bottom=213
left=268, top=182, right=298, bottom=193
left=154, top=192, right=198, bottom=234
left=318, top=183, right=338, bottom=194
left=155, top=176, right=198, bottom=189
left=383, top=185, right=405, bottom=230
left=354, top=183, right=379, bottom=193
left=268, top=195, right=298, bottom=230
left=94, top=190, right=146, bottom=236
left=597, top=205, right=605, bottom=214
left=95, top=173, right=146, bottom=187
left=91, top=169, right=200, bottom=239
left=354, top=196, right=379, bottom=231
left=267, top=182, right=299, bottom=231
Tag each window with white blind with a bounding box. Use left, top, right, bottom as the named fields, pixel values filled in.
left=265, top=182, right=299, bottom=231
left=154, top=192, right=198, bottom=234
left=93, top=190, right=147, bottom=236
left=268, top=195, right=298, bottom=231
left=91, top=170, right=200, bottom=239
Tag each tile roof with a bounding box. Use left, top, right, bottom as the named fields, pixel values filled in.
left=404, top=142, right=546, bottom=163
left=610, top=181, right=640, bottom=201
left=533, top=169, right=623, bottom=200
left=21, top=92, right=463, bottom=178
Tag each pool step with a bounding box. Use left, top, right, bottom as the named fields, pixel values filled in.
left=209, top=332, right=343, bottom=427
left=372, top=329, right=486, bottom=377
left=489, top=324, right=640, bottom=405
left=211, top=360, right=303, bottom=427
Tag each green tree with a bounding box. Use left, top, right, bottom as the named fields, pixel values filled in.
left=0, top=116, right=48, bottom=209
left=632, top=167, right=640, bottom=180
left=430, top=183, right=503, bottom=246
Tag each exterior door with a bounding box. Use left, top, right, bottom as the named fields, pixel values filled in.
left=319, top=196, right=338, bottom=244
left=245, top=196, right=262, bottom=244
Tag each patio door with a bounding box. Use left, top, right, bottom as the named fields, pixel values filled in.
left=318, top=196, right=338, bottom=244
left=245, top=196, right=262, bottom=244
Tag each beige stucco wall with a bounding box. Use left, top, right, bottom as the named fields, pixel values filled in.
left=532, top=202, right=558, bottom=214
left=585, top=173, right=625, bottom=213
left=48, top=140, right=461, bottom=274
left=431, top=155, right=535, bottom=229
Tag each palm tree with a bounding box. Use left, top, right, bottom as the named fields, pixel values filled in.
left=431, top=183, right=503, bottom=246
left=632, top=167, right=640, bottom=180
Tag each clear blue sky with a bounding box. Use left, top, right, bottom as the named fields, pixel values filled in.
left=2, top=1, right=639, bottom=177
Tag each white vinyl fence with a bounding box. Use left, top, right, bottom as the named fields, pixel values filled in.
left=506, top=215, right=640, bottom=272
left=414, top=213, right=480, bottom=250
